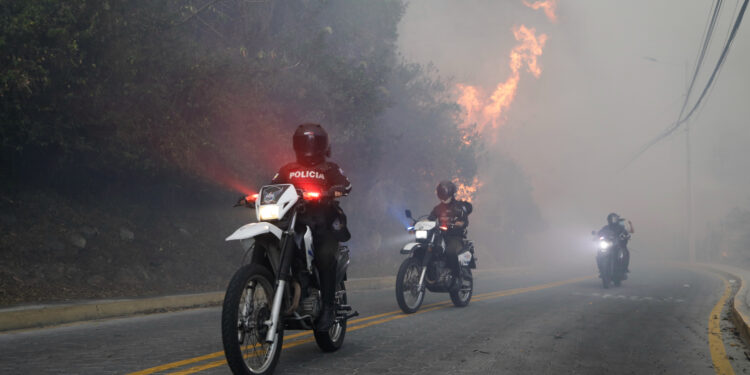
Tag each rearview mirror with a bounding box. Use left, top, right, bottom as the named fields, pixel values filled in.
left=405, top=209, right=413, bottom=219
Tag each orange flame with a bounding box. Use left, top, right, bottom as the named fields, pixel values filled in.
left=523, top=0, right=558, bottom=22
left=453, top=176, right=483, bottom=203
left=453, top=2, right=554, bottom=197
left=456, top=25, right=547, bottom=137
left=456, top=83, right=482, bottom=130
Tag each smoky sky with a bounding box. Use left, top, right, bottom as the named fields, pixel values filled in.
left=398, top=0, right=750, bottom=259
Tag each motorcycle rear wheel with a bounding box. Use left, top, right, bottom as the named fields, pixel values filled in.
left=314, top=282, right=347, bottom=352
left=222, top=264, right=283, bottom=375
left=396, top=257, right=425, bottom=314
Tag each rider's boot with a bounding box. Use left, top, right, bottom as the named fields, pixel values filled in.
left=316, top=263, right=336, bottom=332
left=316, top=303, right=335, bottom=332
left=449, top=267, right=462, bottom=292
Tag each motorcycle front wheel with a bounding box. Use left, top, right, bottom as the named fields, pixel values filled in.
left=600, top=256, right=612, bottom=289
left=396, top=257, right=425, bottom=314
left=222, top=264, right=283, bottom=375
left=613, top=251, right=624, bottom=287
left=450, top=268, right=473, bottom=307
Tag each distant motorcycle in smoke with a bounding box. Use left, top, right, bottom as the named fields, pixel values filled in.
left=395, top=209, right=476, bottom=313
left=221, top=184, right=357, bottom=375
left=593, top=229, right=627, bottom=289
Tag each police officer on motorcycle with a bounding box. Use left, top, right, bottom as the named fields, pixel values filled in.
left=598, top=212, right=631, bottom=275
left=271, top=123, right=352, bottom=332
left=428, top=180, right=472, bottom=289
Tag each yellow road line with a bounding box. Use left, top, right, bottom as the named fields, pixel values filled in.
left=129, top=300, right=456, bottom=374
left=472, top=275, right=594, bottom=302
left=675, top=262, right=738, bottom=375
left=708, top=273, right=735, bottom=375
left=169, top=337, right=317, bottom=375
left=126, top=330, right=313, bottom=375
left=129, top=275, right=592, bottom=375
left=169, top=305, right=451, bottom=375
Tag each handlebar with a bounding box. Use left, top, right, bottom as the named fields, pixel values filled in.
left=298, top=185, right=348, bottom=201
left=233, top=185, right=347, bottom=208
left=234, top=194, right=257, bottom=208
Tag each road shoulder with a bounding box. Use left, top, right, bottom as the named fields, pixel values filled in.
left=0, top=265, right=524, bottom=332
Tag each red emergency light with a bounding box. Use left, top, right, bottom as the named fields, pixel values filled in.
left=303, top=191, right=321, bottom=200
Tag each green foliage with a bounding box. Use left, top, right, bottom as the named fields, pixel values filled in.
left=0, top=0, right=544, bottom=296
left=1, top=0, right=414, bottom=182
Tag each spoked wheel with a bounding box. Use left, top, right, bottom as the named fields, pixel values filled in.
left=450, top=268, right=473, bottom=307
left=222, top=265, right=283, bottom=375
left=396, top=258, right=425, bottom=314
left=314, top=282, right=347, bottom=352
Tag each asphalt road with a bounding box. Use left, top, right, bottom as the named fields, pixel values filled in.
left=1, top=261, right=749, bottom=374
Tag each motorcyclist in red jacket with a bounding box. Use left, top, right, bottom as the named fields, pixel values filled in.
left=428, top=180, right=472, bottom=287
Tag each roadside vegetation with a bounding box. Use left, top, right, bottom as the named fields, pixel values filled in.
left=0, top=0, right=542, bottom=305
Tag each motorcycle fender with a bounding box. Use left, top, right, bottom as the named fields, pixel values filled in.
left=304, top=226, right=314, bottom=272
left=225, top=222, right=283, bottom=242
left=401, top=242, right=421, bottom=255
left=336, top=246, right=350, bottom=285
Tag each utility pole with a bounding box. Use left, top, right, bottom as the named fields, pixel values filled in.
left=686, top=123, right=695, bottom=263
left=683, top=59, right=695, bottom=263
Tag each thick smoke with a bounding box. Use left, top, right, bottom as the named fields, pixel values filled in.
left=398, top=0, right=750, bottom=265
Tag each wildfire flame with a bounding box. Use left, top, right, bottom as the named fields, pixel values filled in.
left=452, top=1, right=555, bottom=202
left=457, top=25, right=547, bottom=138
left=523, top=0, right=558, bottom=22
left=453, top=176, right=483, bottom=203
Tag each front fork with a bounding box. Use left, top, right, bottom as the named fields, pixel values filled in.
left=265, top=211, right=298, bottom=343
left=416, top=249, right=432, bottom=292
left=417, top=266, right=427, bottom=292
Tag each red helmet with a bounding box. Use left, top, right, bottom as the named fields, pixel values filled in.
left=293, top=123, right=330, bottom=166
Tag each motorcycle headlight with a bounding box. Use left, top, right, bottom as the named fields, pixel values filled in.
left=258, top=204, right=280, bottom=221
left=599, top=240, right=612, bottom=250
left=415, top=230, right=428, bottom=239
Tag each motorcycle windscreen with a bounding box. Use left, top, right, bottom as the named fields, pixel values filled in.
left=259, top=184, right=291, bottom=205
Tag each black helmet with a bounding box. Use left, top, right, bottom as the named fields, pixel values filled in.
left=293, top=123, right=330, bottom=166
left=436, top=180, right=457, bottom=202
left=607, top=212, right=620, bottom=225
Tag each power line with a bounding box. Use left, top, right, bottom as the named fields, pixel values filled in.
left=624, top=0, right=723, bottom=166
left=678, top=0, right=724, bottom=121
left=677, top=0, right=747, bottom=126
left=625, top=0, right=748, bottom=167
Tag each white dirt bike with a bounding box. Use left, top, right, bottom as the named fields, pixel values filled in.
left=221, top=184, right=357, bottom=375
left=395, top=209, right=475, bottom=314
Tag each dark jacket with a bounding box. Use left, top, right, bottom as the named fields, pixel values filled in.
left=271, top=160, right=351, bottom=240
left=271, top=161, right=352, bottom=195
left=428, top=199, right=473, bottom=237
left=598, top=223, right=630, bottom=247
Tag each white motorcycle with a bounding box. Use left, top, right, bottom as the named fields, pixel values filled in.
left=395, top=209, right=475, bottom=314
left=221, top=184, right=356, bottom=375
